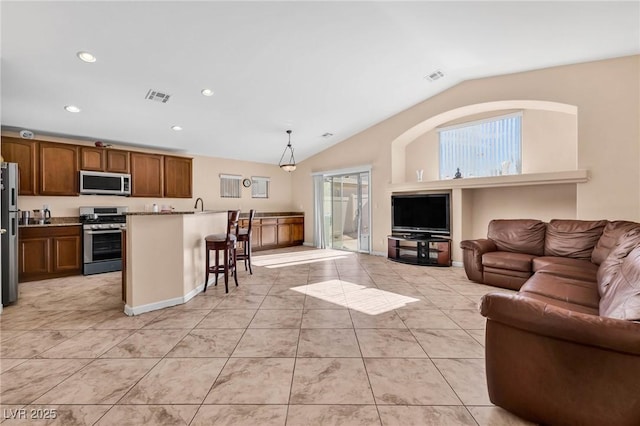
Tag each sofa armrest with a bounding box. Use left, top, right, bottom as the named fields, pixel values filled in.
left=480, top=292, right=640, bottom=356
left=460, top=239, right=497, bottom=283
left=460, top=238, right=497, bottom=253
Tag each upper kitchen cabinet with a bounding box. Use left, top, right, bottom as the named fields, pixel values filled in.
left=80, top=147, right=105, bottom=171
left=1, top=137, right=38, bottom=195
left=106, top=150, right=130, bottom=173
left=80, top=147, right=130, bottom=173
left=39, top=142, right=79, bottom=196
left=131, top=152, right=163, bottom=197
left=164, top=156, right=192, bottom=198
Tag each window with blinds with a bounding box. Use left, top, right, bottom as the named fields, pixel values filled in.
left=251, top=176, right=270, bottom=199
left=220, top=174, right=241, bottom=198
left=439, top=112, right=522, bottom=179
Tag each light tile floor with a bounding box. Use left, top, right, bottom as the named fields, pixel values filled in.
left=0, top=247, right=535, bottom=425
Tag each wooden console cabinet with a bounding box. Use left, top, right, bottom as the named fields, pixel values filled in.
left=387, top=235, right=451, bottom=267
left=239, top=216, right=304, bottom=251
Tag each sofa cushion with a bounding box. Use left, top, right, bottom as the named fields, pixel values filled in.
left=591, top=221, right=640, bottom=265
left=544, top=219, right=607, bottom=260
left=598, top=227, right=640, bottom=297
left=535, top=263, right=597, bottom=283
left=482, top=251, right=537, bottom=272
left=599, top=245, right=640, bottom=320
left=487, top=219, right=546, bottom=256
left=533, top=256, right=598, bottom=276
left=517, top=291, right=599, bottom=315
left=483, top=270, right=530, bottom=291
left=521, top=271, right=600, bottom=309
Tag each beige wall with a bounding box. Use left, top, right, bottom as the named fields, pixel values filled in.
left=292, top=55, right=639, bottom=259
left=404, top=109, right=577, bottom=183
left=467, top=184, right=577, bottom=240
left=3, top=132, right=294, bottom=217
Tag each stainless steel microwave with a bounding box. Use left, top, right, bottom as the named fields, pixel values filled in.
left=79, top=171, right=131, bottom=195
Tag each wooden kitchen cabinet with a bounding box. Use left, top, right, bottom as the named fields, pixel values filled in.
left=80, top=147, right=105, bottom=171
left=260, top=219, right=278, bottom=247
left=164, top=155, right=192, bottom=198
left=19, top=225, right=82, bottom=282
left=238, top=216, right=304, bottom=251
left=130, top=152, right=163, bottom=197
left=1, top=137, right=38, bottom=195
left=239, top=219, right=262, bottom=248
left=291, top=220, right=304, bottom=243
left=39, top=142, right=79, bottom=195
left=106, top=150, right=130, bottom=173
left=81, top=147, right=130, bottom=173
left=277, top=222, right=292, bottom=245
left=277, top=217, right=304, bottom=246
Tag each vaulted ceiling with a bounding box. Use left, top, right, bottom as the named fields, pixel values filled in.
left=2, top=1, right=638, bottom=164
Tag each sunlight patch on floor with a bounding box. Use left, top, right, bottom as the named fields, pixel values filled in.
left=290, top=279, right=420, bottom=315
left=252, top=249, right=354, bottom=268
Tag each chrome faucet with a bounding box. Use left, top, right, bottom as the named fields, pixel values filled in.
left=194, top=197, right=204, bottom=212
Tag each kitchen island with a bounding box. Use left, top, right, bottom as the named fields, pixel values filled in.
left=123, top=210, right=227, bottom=315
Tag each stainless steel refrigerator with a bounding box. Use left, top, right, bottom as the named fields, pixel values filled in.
left=1, top=162, right=19, bottom=305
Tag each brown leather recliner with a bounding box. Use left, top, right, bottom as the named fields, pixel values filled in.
left=478, top=224, right=640, bottom=426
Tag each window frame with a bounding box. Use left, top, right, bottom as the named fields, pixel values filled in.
left=251, top=176, right=270, bottom=199
left=219, top=173, right=242, bottom=198
left=437, top=111, right=522, bottom=180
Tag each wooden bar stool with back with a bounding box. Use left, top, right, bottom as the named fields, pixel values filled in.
left=237, top=209, right=256, bottom=274
left=204, top=209, right=240, bottom=293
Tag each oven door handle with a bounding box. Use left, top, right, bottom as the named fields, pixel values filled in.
left=85, top=229, right=124, bottom=235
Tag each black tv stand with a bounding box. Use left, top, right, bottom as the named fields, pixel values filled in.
left=387, top=235, right=451, bottom=267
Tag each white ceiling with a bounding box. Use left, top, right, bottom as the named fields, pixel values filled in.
left=1, top=1, right=639, bottom=165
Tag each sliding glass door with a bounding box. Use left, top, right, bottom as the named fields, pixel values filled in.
left=320, top=171, right=370, bottom=253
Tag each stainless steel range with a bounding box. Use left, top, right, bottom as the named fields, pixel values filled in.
left=80, top=206, right=128, bottom=275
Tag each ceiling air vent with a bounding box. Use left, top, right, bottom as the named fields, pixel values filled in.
left=425, top=70, right=444, bottom=82
left=145, top=89, right=171, bottom=103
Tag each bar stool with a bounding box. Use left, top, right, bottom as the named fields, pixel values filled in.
left=204, top=210, right=240, bottom=293
left=237, top=209, right=256, bottom=274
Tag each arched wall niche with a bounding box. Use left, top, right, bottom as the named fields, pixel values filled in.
left=390, top=100, right=578, bottom=183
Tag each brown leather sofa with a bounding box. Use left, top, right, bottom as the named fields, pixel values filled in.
left=461, top=220, right=640, bottom=425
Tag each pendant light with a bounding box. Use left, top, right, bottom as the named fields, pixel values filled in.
left=279, top=130, right=297, bottom=172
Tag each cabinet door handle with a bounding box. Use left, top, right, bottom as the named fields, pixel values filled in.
left=0, top=229, right=6, bottom=234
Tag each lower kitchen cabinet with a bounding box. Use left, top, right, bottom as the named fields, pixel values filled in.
left=19, top=226, right=82, bottom=282
left=260, top=220, right=278, bottom=247
left=239, top=216, right=304, bottom=251
left=277, top=217, right=304, bottom=246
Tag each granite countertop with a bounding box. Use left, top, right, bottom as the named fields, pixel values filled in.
left=125, top=210, right=227, bottom=216
left=19, top=217, right=82, bottom=228
left=240, top=211, right=304, bottom=218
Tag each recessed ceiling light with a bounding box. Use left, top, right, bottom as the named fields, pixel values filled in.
left=77, top=51, right=96, bottom=63
left=171, top=125, right=183, bottom=131
left=201, top=88, right=214, bottom=96
left=64, top=105, right=81, bottom=113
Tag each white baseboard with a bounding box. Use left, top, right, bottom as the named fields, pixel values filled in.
left=452, top=261, right=463, bottom=267
left=302, top=242, right=314, bottom=247
left=124, top=282, right=206, bottom=316
left=371, top=250, right=387, bottom=257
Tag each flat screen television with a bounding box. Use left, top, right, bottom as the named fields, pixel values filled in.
left=391, top=193, right=450, bottom=236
